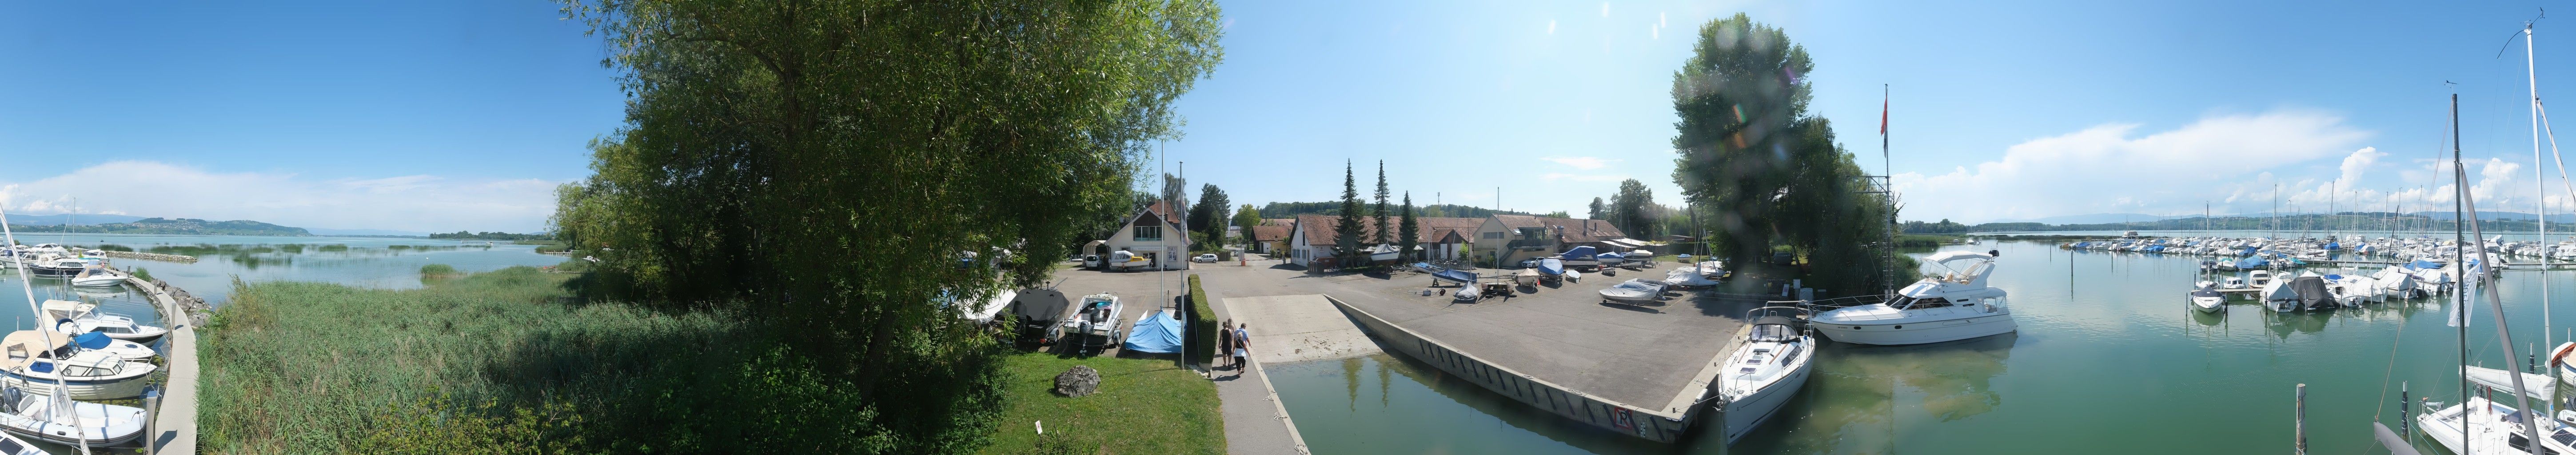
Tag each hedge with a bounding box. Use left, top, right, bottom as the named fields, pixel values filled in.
left=1187, top=274, right=1217, bottom=365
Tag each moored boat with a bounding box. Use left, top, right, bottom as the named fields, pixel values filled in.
left=1710, top=307, right=1815, bottom=444
left=1810, top=251, right=2014, bottom=346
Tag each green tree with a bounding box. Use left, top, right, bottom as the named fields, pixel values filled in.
left=1372, top=160, right=1390, bottom=246
left=1397, top=192, right=1420, bottom=261
left=1610, top=179, right=1657, bottom=239
left=1189, top=184, right=1230, bottom=247
left=1336, top=161, right=1364, bottom=257
left=552, top=0, right=1222, bottom=452
left=1587, top=197, right=1607, bottom=220
left=1542, top=211, right=1572, bottom=218
left=1232, top=204, right=1263, bottom=236
left=1667, top=13, right=1894, bottom=292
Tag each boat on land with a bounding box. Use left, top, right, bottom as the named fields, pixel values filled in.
left=1537, top=258, right=1565, bottom=280
left=0, top=386, right=144, bottom=447
left=1558, top=246, right=1601, bottom=270
left=41, top=300, right=165, bottom=342
left=1665, top=263, right=1719, bottom=287
left=1710, top=307, right=1816, bottom=444
left=1810, top=251, right=2014, bottom=346
left=1595, top=252, right=1627, bottom=267
left=1429, top=267, right=1479, bottom=287
left=1454, top=285, right=1480, bottom=302
left=1598, top=280, right=1661, bottom=304
left=1061, top=293, right=1124, bottom=354
left=0, top=330, right=155, bottom=400
left=1008, top=288, right=1074, bottom=346
left=2189, top=285, right=2225, bottom=313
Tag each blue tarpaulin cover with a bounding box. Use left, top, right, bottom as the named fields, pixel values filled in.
left=1123, top=310, right=1184, bottom=354
left=1559, top=246, right=1598, bottom=259
left=72, top=332, right=109, bottom=350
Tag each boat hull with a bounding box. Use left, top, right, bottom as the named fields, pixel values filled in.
left=0, top=374, right=149, bottom=401
left=1719, top=356, right=1812, bottom=444
left=2192, top=297, right=2225, bottom=313
left=1812, top=315, right=2015, bottom=346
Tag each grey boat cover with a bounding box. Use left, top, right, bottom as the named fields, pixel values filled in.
left=2289, top=276, right=2335, bottom=310
left=1009, top=288, right=1072, bottom=325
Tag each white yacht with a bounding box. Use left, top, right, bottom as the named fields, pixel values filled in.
left=1810, top=251, right=2014, bottom=345
left=2248, top=269, right=2275, bottom=288
left=0, top=330, right=155, bottom=400
left=2221, top=276, right=2247, bottom=289
left=1059, top=293, right=1122, bottom=353
left=1710, top=307, right=1815, bottom=444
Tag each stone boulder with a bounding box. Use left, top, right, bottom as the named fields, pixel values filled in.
left=1053, top=365, right=1101, bottom=397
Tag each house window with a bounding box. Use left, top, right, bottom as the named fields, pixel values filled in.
left=1482, top=231, right=1503, bottom=239
left=1134, top=226, right=1162, bottom=241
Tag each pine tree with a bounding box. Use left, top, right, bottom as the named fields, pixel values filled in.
left=1373, top=160, right=1391, bottom=246
left=1336, top=160, right=1365, bottom=258
left=1398, top=192, right=1421, bottom=261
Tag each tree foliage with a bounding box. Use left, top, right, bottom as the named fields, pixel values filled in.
left=1372, top=160, right=1391, bottom=245
left=1669, top=13, right=1896, bottom=292
left=1397, top=192, right=1420, bottom=261
left=1336, top=161, right=1364, bottom=255
left=1587, top=197, right=1607, bottom=220
left=1189, top=184, right=1230, bottom=245
left=548, top=0, right=1223, bottom=452
left=1609, top=179, right=1657, bottom=239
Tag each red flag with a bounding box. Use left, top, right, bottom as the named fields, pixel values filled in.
left=1879, top=96, right=1888, bottom=135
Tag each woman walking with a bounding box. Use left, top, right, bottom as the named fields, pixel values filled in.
left=1232, top=323, right=1252, bottom=378
left=1216, top=320, right=1235, bottom=371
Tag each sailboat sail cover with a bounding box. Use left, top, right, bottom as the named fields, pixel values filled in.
left=1122, top=310, right=1184, bottom=354
left=2464, top=365, right=2556, bottom=399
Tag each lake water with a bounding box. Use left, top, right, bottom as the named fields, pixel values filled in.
left=1268, top=238, right=2570, bottom=454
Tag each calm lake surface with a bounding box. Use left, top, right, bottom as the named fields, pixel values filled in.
left=1269, top=238, right=2570, bottom=454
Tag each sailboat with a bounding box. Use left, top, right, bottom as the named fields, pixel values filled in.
left=1708, top=307, right=1816, bottom=444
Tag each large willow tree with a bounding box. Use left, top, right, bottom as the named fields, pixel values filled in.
left=551, top=1, right=1222, bottom=452
left=1670, top=13, right=1897, bottom=294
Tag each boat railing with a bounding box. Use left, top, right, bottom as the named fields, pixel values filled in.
left=1799, top=294, right=1890, bottom=311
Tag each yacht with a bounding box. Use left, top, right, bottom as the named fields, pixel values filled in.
left=2248, top=269, right=2275, bottom=288
left=1709, top=307, right=1815, bottom=444
left=1810, top=251, right=2014, bottom=345
left=2416, top=366, right=2571, bottom=455
left=2221, top=276, right=2248, bottom=289
left=0, top=330, right=155, bottom=400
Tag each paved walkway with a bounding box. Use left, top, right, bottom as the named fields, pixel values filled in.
left=1202, top=275, right=1309, bottom=455
left=136, top=278, right=197, bottom=454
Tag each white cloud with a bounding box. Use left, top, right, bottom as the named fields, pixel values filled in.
left=1542, top=156, right=1619, bottom=169
left=0, top=161, right=558, bottom=233
left=1540, top=172, right=1626, bottom=182
left=1894, top=110, right=2379, bottom=223
left=1547, top=19, right=1557, bottom=35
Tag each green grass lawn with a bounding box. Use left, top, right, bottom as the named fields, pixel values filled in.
left=977, top=352, right=1223, bottom=455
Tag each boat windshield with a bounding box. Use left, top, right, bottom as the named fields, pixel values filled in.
left=1748, top=324, right=1797, bottom=342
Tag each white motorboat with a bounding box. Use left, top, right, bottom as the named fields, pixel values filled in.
left=1664, top=265, right=1719, bottom=287
left=1810, top=251, right=2014, bottom=346
left=66, top=266, right=123, bottom=288
left=2247, top=269, right=2274, bottom=288
left=1598, top=280, right=1660, bottom=304
left=42, top=300, right=165, bottom=342
left=1595, top=252, right=1627, bottom=267
left=2220, top=276, right=2247, bottom=289
left=20, top=255, right=82, bottom=277
left=1453, top=285, right=1480, bottom=302
left=0, top=330, right=154, bottom=400
left=1709, top=307, right=1815, bottom=444
left=1621, top=250, right=1656, bottom=268
left=1060, top=293, right=1123, bottom=352
left=2189, top=286, right=2225, bottom=313
left=0, top=387, right=145, bottom=447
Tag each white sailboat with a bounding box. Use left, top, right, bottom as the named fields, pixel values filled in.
left=1709, top=307, right=1815, bottom=444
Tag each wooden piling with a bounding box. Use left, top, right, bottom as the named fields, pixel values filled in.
left=2296, top=383, right=2308, bottom=455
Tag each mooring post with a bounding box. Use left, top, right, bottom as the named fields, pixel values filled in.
left=2400, top=381, right=2410, bottom=435
left=2296, top=383, right=2308, bottom=455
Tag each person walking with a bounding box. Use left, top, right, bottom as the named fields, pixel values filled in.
left=1232, top=323, right=1252, bottom=378
left=1216, top=320, right=1235, bottom=372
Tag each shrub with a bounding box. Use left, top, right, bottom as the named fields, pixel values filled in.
left=1187, top=275, right=1216, bottom=365
left=420, top=263, right=459, bottom=276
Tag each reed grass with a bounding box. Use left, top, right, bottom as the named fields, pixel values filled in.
left=200, top=267, right=917, bottom=454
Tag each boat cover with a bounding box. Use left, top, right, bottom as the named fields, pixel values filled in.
left=1122, top=310, right=1184, bottom=354
left=71, top=332, right=108, bottom=350
left=2464, top=365, right=2556, bottom=399
left=2407, top=259, right=2444, bottom=270
left=1559, top=246, right=1599, bottom=260
left=2289, top=276, right=2335, bottom=310
left=1538, top=258, right=1565, bottom=276
left=1432, top=269, right=1479, bottom=284
left=2189, top=287, right=2224, bottom=298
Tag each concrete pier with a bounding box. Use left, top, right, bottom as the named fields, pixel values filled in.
left=96, top=250, right=197, bottom=263
left=125, top=276, right=197, bottom=454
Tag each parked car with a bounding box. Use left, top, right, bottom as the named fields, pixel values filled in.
left=1191, top=253, right=1219, bottom=263
left=1082, top=254, right=1101, bottom=269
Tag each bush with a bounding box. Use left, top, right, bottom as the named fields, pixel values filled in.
left=131, top=267, right=153, bottom=282
left=420, top=263, right=459, bottom=276
left=1187, top=275, right=1216, bottom=365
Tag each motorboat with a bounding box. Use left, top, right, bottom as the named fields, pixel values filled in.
left=1008, top=288, right=1074, bottom=346
left=1367, top=244, right=1400, bottom=263
left=2247, top=269, right=2274, bottom=288
left=1621, top=250, right=1656, bottom=268
left=20, top=255, right=83, bottom=277
left=2416, top=367, right=2571, bottom=455
left=1810, top=251, right=2014, bottom=345
left=1430, top=268, right=1478, bottom=287
left=1558, top=246, right=1601, bottom=270
left=42, top=300, right=166, bottom=342
left=1595, top=252, right=1627, bottom=267
left=1061, top=293, right=1123, bottom=353
left=61, top=332, right=151, bottom=361
left=2286, top=275, right=2336, bottom=311
left=0, top=387, right=145, bottom=447
left=67, top=266, right=124, bottom=287
left=1566, top=268, right=1583, bottom=283
left=2221, top=276, right=2247, bottom=290
left=1453, top=285, right=1480, bottom=302
left=2189, top=285, right=2225, bottom=313
left=1537, top=258, right=1566, bottom=280
left=1665, top=264, right=1719, bottom=287
left=0, top=330, right=155, bottom=400
left=1598, top=280, right=1661, bottom=304
left=1709, top=307, right=1815, bottom=444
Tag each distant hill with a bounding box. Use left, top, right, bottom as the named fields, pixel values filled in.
left=1, top=213, right=147, bottom=226
left=306, top=227, right=431, bottom=237
left=8, top=217, right=311, bottom=236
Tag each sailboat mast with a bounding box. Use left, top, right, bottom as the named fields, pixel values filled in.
left=2452, top=93, right=2473, bottom=455
left=2532, top=23, right=2556, bottom=364
left=2463, top=89, right=2548, bottom=455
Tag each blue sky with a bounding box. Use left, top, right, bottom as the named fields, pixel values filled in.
left=3, top=0, right=2572, bottom=232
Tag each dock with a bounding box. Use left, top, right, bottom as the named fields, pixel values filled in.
left=96, top=250, right=197, bottom=263
left=128, top=276, right=198, bottom=454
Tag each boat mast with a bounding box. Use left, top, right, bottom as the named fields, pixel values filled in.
left=2451, top=93, right=2474, bottom=455
left=2461, top=89, right=2549, bottom=455
left=0, top=212, right=91, bottom=455
left=2530, top=22, right=2556, bottom=365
